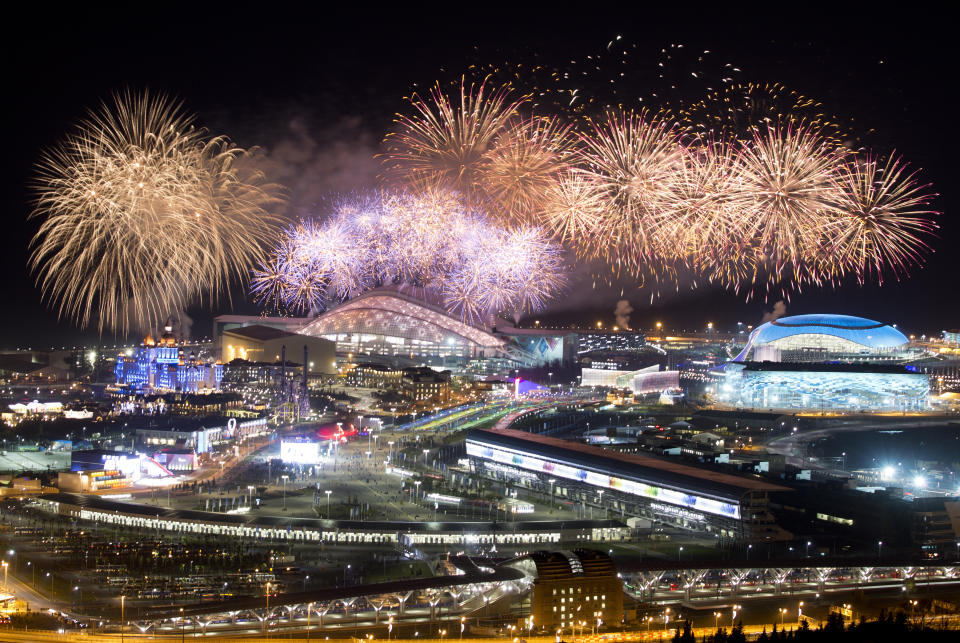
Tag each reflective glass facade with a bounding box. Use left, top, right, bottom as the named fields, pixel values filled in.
left=718, top=363, right=929, bottom=412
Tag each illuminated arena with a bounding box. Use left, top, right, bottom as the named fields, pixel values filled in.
left=715, top=313, right=929, bottom=413
left=717, top=362, right=929, bottom=413
left=299, top=290, right=509, bottom=362
left=733, top=314, right=911, bottom=363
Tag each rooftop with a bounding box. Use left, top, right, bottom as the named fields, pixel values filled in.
left=222, top=325, right=298, bottom=342
left=468, top=428, right=788, bottom=501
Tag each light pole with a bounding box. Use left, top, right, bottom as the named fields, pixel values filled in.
left=678, top=546, right=684, bottom=561
left=121, top=595, right=125, bottom=643
left=263, top=582, right=271, bottom=634
left=282, top=475, right=289, bottom=510
left=878, top=540, right=883, bottom=559
left=798, top=601, right=804, bottom=625
left=1, top=561, right=7, bottom=588
left=780, top=608, right=787, bottom=627
left=307, top=602, right=313, bottom=642
left=732, top=605, right=741, bottom=628
left=806, top=541, right=812, bottom=558
left=747, top=544, right=753, bottom=560
left=714, top=612, right=720, bottom=630
left=414, top=480, right=421, bottom=501
left=180, top=607, right=185, bottom=643
left=325, top=490, right=332, bottom=518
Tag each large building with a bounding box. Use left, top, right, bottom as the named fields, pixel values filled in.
left=515, top=549, right=623, bottom=631
left=220, top=324, right=335, bottom=373
left=581, top=364, right=680, bottom=394
left=115, top=325, right=222, bottom=393
left=299, top=291, right=506, bottom=362
left=466, top=428, right=789, bottom=543
left=715, top=313, right=929, bottom=413
left=298, top=289, right=574, bottom=367
left=717, top=362, right=929, bottom=413
left=733, top=314, right=913, bottom=363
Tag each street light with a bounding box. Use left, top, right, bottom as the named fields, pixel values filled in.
left=714, top=612, right=721, bottom=630
left=325, top=490, right=332, bottom=518
left=780, top=608, right=787, bottom=626
left=121, top=595, right=125, bottom=643
left=878, top=540, right=884, bottom=558
left=307, top=602, right=314, bottom=642
left=281, top=475, right=289, bottom=510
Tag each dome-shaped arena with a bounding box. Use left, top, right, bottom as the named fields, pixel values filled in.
left=734, top=313, right=910, bottom=363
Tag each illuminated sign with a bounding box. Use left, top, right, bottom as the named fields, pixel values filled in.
left=466, top=440, right=740, bottom=519
left=280, top=440, right=320, bottom=464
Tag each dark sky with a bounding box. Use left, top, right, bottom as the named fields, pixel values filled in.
left=4, top=5, right=956, bottom=348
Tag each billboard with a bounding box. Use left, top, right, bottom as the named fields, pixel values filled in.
left=281, top=440, right=321, bottom=464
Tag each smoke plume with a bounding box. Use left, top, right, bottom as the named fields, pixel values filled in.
left=614, top=299, right=634, bottom=329
left=761, top=300, right=787, bottom=323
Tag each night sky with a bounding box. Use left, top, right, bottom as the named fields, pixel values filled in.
left=4, top=6, right=956, bottom=348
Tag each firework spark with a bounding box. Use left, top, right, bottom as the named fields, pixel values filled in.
left=251, top=190, right=566, bottom=322
left=30, top=91, right=283, bottom=334
left=831, top=154, right=938, bottom=284
left=383, top=79, right=524, bottom=202
left=576, top=110, right=686, bottom=272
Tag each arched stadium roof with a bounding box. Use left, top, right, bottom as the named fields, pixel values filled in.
left=299, top=290, right=505, bottom=351
left=734, top=313, right=908, bottom=362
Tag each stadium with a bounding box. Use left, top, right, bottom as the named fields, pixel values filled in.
left=297, top=290, right=575, bottom=367
left=733, top=313, right=913, bottom=363
left=715, top=313, right=929, bottom=413
left=465, top=428, right=790, bottom=543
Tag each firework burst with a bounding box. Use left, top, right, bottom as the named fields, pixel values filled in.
left=576, top=110, right=686, bottom=271
left=480, top=116, right=576, bottom=224
left=383, top=79, right=524, bottom=201
left=830, top=155, right=938, bottom=284
left=251, top=190, right=566, bottom=322
left=30, top=90, right=283, bottom=334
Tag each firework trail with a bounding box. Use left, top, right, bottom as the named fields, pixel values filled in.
left=576, top=109, right=686, bottom=273
left=251, top=191, right=566, bottom=322
left=830, top=154, right=938, bottom=284
left=383, top=79, right=524, bottom=202
left=30, top=90, right=283, bottom=335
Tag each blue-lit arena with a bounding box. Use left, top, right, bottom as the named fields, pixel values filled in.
left=717, top=362, right=929, bottom=413
left=715, top=313, right=930, bottom=413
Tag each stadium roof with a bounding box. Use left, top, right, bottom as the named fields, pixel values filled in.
left=734, top=314, right=908, bottom=361
left=467, top=428, right=787, bottom=502
left=300, top=290, right=505, bottom=350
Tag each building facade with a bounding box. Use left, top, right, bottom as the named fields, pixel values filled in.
left=114, top=326, right=222, bottom=393
left=717, top=362, right=929, bottom=413
left=517, top=549, right=623, bottom=631
left=466, top=428, right=789, bottom=543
